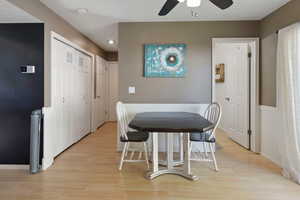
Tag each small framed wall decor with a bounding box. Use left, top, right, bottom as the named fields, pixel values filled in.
left=215, top=64, right=225, bottom=83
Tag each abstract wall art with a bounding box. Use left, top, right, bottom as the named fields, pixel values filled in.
left=144, top=43, right=187, bottom=78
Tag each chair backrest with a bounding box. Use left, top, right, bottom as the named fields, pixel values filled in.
left=116, top=101, right=129, bottom=140
left=204, top=102, right=222, bottom=139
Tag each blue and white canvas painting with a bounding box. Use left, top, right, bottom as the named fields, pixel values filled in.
left=144, top=44, right=187, bottom=78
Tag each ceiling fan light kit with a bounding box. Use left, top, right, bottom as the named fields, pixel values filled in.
left=187, top=0, right=202, bottom=7
left=159, top=0, right=233, bottom=16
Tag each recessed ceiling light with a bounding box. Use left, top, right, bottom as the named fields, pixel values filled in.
left=107, top=40, right=115, bottom=45
left=76, top=8, right=88, bottom=15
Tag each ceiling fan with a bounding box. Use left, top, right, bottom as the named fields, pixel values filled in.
left=158, top=0, right=234, bottom=16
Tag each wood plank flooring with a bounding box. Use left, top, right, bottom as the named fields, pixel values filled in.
left=0, top=122, right=300, bottom=200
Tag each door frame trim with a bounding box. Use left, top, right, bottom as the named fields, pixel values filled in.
left=212, top=38, right=260, bottom=153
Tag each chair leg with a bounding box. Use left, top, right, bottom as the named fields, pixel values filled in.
left=130, top=150, right=135, bottom=160
left=138, top=152, right=142, bottom=160
left=180, top=133, right=184, bottom=162
left=189, top=141, right=193, bottom=154
left=189, top=141, right=194, bottom=160
left=203, top=142, right=208, bottom=158
left=125, top=143, right=130, bottom=157
left=143, top=142, right=150, bottom=169
left=209, top=143, right=219, bottom=171
left=119, top=142, right=128, bottom=171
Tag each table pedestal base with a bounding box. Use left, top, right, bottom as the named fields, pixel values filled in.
left=149, top=160, right=184, bottom=167
left=158, top=160, right=184, bottom=167
left=146, top=169, right=199, bottom=181
left=148, top=132, right=199, bottom=181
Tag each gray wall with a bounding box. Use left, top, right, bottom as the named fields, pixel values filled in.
left=260, top=33, right=278, bottom=106
left=260, top=0, right=300, bottom=106
left=7, top=0, right=106, bottom=106
left=119, top=21, right=260, bottom=103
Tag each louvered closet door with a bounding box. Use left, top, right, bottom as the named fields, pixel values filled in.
left=83, top=54, right=92, bottom=135
left=63, top=47, right=75, bottom=148
left=72, top=50, right=82, bottom=142
left=52, top=39, right=63, bottom=156
left=77, top=51, right=92, bottom=138
left=52, top=39, right=73, bottom=155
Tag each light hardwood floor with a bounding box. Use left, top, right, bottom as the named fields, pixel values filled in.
left=0, top=122, right=300, bottom=200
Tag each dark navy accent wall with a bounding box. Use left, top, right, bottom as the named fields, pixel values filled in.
left=0, top=23, right=44, bottom=164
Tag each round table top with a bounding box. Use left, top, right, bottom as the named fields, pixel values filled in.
left=129, top=112, right=214, bottom=133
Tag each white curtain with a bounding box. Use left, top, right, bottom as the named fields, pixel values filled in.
left=277, top=22, right=300, bottom=184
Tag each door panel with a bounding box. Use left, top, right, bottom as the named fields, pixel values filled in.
left=52, top=40, right=73, bottom=155
left=215, top=43, right=249, bottom=148
left=77, top=52, right=92, bottom=138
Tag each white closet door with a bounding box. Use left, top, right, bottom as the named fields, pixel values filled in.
left=72, top=51, right=82, bottom=142
left=77, top=52, right=92, bottom=138
left=51, top=36, right=93, bottom=157
left=52, top=39, right=73, bottom=155
left=84, top=54, right=92, bottom=135
left=52, top=39, right=63, bottom=156
left=62, top=46, right=75, bottom=148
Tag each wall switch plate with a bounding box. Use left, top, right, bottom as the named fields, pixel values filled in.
left=128, top=86, right=135, bottom=95
left=21, top=65, right=36, bottom=74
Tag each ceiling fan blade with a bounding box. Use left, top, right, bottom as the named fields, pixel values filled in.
left=209, top=0, right=233, bottom=9
left=158, top=0, right=179, bottom=16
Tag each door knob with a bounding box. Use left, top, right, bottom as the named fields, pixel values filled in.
left=225, top=97, right=230, bottom=101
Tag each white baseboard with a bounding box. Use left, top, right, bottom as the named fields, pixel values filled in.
left=42, top=157, right=54, bottom=170
left=0, top=165, right=29, bottom=170
left=261, top=152, right=282, bottom=167
left=260, top=105, right=278, bottom=112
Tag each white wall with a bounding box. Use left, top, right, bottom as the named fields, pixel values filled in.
left=260, top=106, right=283, bottom=166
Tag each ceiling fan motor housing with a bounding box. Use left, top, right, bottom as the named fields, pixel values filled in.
left=158, top=0, right=233, bottom=16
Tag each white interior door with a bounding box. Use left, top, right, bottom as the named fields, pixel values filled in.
left=215, top=43, right=249, bottom=148
left=108, top=62, right=119, bottom=121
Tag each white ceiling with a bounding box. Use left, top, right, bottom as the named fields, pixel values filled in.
left=0, top=0, right=40, bottom=23
left=40, top=0, right=290, bottom=51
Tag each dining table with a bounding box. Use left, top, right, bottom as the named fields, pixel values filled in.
left=129, top=112, right=214, bottom=181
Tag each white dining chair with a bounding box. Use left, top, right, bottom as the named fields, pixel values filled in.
left=116, top=102, right=150, bottom=170
left=190, top=102, right=222, bottom=171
